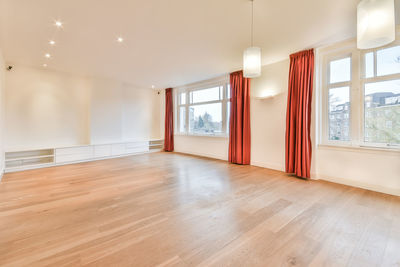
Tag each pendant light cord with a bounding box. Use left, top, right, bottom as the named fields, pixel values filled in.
left=251, top=0, right=254, bottom=47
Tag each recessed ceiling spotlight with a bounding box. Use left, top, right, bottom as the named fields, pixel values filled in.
left=54, top=20, right=63, bottom=28
left=49, top=40, right=56, bottom=45
left=45, top=53, right=51, bottom=58
left=43, top=63, right=48, bottom=67
left=151, top=85, right=155, bottom=89
left=117, top=37, right=124, bottom=43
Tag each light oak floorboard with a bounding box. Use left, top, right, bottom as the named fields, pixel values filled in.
left=0, top=152, right=399, bottom=267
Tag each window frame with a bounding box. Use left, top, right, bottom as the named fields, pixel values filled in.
left=360, top=41, right=400, bottom=149
left=175, top=77, right=230, bottom=137
left=326, top=53, right=353, bottom=145
left=319, top=39, right=400, bottom=150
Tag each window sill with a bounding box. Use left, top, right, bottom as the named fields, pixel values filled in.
left=175, top=133, right=229, bottom=139
left=318, top=144, right=400, bottom=155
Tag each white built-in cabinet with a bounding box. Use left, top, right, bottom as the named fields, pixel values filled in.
left=4, top=140, right=164, bottom=173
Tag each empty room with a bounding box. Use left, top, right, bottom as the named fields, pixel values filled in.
left=0, top=0, right=399, bottom=266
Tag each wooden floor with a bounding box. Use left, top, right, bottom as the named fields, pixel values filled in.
left=0, top=152, right=399, bottom=267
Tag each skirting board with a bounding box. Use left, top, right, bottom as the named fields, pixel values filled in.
left=316, top=173, right=400, bottom=197
left=250, top=160, right=285, bottom=172
left=174, top=149, right=227, bottom=161
left=175, top=152, right=400, bottom=197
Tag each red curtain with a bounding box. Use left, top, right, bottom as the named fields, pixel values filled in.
left=285, top=49, right=314, bottom=179
left=229, top=70, right=251, bottom=165
left=164, top=88, right=174, bottom=152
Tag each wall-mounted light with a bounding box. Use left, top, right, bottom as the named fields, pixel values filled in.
left=45, top=53, right=51, bottom=58
left=255, top=89, right=278, bottom=99
left=357, top=0, right=395, bottom=49
left=49, top=40, right=56, bottom=45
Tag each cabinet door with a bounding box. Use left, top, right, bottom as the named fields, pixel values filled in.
left=111, top=144, right=126, bottom=156
left=56, top=146, right=93, bottom=156
left=125, top=142, right=149, bottom=154
left=55, top=146, right=93, bottom=163
left=94, top=145, right=112, bottom=158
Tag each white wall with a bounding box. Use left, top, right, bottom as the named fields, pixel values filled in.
left=174, top=61, right=290, bottom=165
left=252, top=59, right=399, bottom=196
left=316, top=146, right=400, bottom=196
left=5, top=66, right=91, bottom=150
left=89, top=78, right=161, bottom=144
left=251, top=60, right=290, bottom=171
left=173, top=59, right=400, bottom=196
left=5, top=65, right=162, bottom=151
left=0, top=48, right=5, bottom=177
left=175, top=135, right=229, bottom=160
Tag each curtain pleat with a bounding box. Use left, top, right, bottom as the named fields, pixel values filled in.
left=229, top=71, right=251, bottom=165
left=285, top=49, right=314, bottom=178
left=164, top=88, right=174, bottom=152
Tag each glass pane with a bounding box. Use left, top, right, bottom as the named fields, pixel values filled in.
left=365, top=52, right=374, bottom=78
left=179, top=107, right=186, bottom=132
left=377, top=46, right=400, bottom=76
left=364, top=80, right=400, bottom=145
left=329, top=86, right=350, bottom=141
left=180, top=92, right=186, bottom=105
left=189, top=103, right=222, bottom=135
left=191, top=87, right=220, bottom=104
left=227, top=84, right=231, bottom=99
left=330, top=57, right=351, bottom=84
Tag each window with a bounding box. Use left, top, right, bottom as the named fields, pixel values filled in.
left=329, top=86, right=350, bottom=141
left=327, top=57, right=351, bottom=141
left=177, top=80, right=230, bottom=136
left=376, top=46, right=400, bottom=76
left=320, top=41, right=400, bottom=149
left=329, top=57, right=351, bottom=83
left=363, top=77, right=400, bottom=146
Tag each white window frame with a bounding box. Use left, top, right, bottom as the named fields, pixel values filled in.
left=175, top=76, right=230, bottom=137
left=323, top=53, right=353, bottom=146
left=360, top=40, right=400, bottom=149
left=318, top=37, right=400, bottom=150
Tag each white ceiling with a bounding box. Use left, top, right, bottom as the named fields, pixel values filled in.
left=1, top=0, right=399, bottom=88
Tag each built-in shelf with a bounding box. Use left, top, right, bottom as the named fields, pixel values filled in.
left=5, top=154, right=54, bottom=162
left=5, top=149, right=55, bottom=171
left=149, top=139, right=164, bottom=150
left=4, top=140, right=165, bottom=173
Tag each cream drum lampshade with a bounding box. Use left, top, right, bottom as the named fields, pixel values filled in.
left=357, top=0, right=395, bottom=49
left=243, top=46, right=261, bottom=78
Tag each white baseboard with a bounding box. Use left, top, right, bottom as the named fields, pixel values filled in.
left=250, top=160, right=285, bottom=172
left=177, top=152, right=399, bottom=197
left=174, top=149, right=227, bottom=161
left=315, top=173, right=400, bottom=197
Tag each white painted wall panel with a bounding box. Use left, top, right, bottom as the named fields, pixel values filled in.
left=4, top=65, right=162, bottom=152
left=5, top=66, right=90, bottom=150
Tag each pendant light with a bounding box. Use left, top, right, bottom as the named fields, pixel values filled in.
left=357, top=0, right=395, bottom=49
left=243, top=0, right=261, bottom=78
